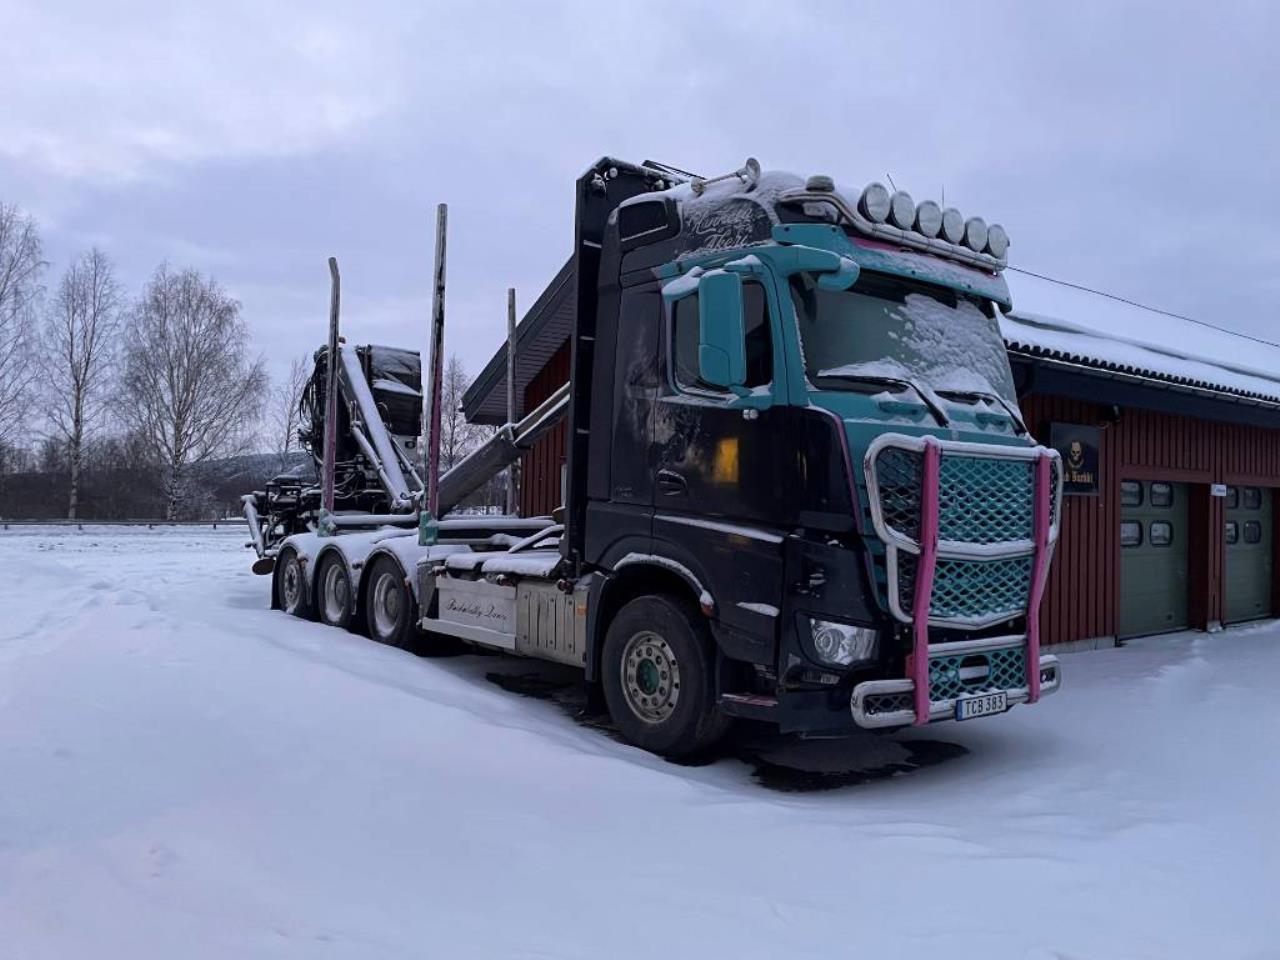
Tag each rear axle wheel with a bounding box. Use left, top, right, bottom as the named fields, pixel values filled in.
left=364, top=555, right=418, bottom=649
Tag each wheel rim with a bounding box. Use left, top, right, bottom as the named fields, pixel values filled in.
left=281, top=557, right=302, bottom=611
left=322, top=562, right=349, bottom=623
left=621, top=630, right=681, bottom=724
left=371, top=571, right=402, bottom=638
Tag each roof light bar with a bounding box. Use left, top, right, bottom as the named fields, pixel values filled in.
left=779, top=177, right=1010, bottom=271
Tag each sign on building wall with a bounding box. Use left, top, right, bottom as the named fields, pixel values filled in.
left=1049, top=423, right=1101, bottom=496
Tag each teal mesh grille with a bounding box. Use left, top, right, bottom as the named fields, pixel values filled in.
left=873, top=447, right=922, bottom=540
left=930, top=556, right=1032, bottom=621
left=897, top=554, right=1033, bottom=623
left=929, top=645, right=1027, bottom=701
left=863, top=691, right=914, bottom=716
left=937, top=455, right=1034, bottom=543
left=873, top=446, right=1057, bottom=546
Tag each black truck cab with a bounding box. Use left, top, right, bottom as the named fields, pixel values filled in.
left=563, top=158, right=1062, bottom=751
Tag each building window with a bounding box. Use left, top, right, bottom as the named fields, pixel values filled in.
left=1226, top=486, right=1239, bottom=509
left=1120, top=521, right=1143, bottom=547
left=1150, top=482, right=1173, bottom=508
left=1225, top=521, right=1239, bottom=545
left=670, top=282, right=772, bottom=394
left=1244, top=520, right=1263, bottom=544
left=1242, top=487, right=1262, bottom=510
left=1150, top=521, right=1173, bottom=547
left=1120, top=480, right=1143, bottom=507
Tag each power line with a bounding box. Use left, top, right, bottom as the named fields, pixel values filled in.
left=1007, top=265, right=1280, bottom=350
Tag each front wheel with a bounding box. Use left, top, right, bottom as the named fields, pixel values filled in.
left=601, top=594, right=731, bottom=759
left=363, top=555, right=418, bottom=649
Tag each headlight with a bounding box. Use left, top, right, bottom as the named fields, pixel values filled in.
left=941, top=206, right=965, bottom=243
left=913, top=200, right=943, bottom=238
left=810, top=619, right=879, bottom=666
left=963, top=216, right=988, bottom=252
left=985, top=223, right=1009, bottom=259
left=888, top=190, right=915, bottom=229
left=858, top=182, right=891, bottom=223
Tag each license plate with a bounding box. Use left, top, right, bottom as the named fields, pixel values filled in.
left=955, top=690, right=1007, bottom=721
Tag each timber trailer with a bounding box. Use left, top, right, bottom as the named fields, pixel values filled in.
left=244, top=157, right=1063, bottom=758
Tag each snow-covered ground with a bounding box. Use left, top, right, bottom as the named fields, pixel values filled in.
left=1, top=526, right=1276, bottom=959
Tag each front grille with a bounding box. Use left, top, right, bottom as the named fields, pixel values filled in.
left=874, top=446, right=923, bottom=541
left=929, top=645, right=1026, bottom=700
left=869, top=437, right=1060, bottom=628
left=872, top=445, right=1043, bottom=546
left=932, top=556, right=1033, bottom=621
left=937, top=455, right=1034, bottom=543
left=863, top=690, right=914, bottom=716
left=896, top=554, right=1032, bottom=623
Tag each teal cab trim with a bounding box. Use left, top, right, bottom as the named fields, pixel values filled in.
left=656, top=222, right=1026, bottom=444
left=771, top=222, right=1011, bottom=309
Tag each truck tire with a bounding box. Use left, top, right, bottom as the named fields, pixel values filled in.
left=364, top=554, right=418, bottom=649
left=316, top=551, right=355, bottom=630
left=601, top=594, right=731, bottom=759
left=275, top=547, right=313, bottom=619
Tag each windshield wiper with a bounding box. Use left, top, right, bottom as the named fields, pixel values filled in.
left=817, top=372, right=949, bottom=427
left=938, top=390, right=1028, bottom=436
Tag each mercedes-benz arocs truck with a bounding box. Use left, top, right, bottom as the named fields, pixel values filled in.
left=245, top=156, right=1063, bottom=758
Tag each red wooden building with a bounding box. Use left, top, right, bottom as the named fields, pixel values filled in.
left=463, top=274, right=1280, bottom=649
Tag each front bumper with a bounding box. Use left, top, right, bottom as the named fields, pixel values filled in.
left=851, top=652, right=1061, bottom=729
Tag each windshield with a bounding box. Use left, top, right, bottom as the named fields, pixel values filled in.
left=788, top=271, right=1018, bottom=406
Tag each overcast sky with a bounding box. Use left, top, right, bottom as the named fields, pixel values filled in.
left=3, top=1, right=1277, bottom=385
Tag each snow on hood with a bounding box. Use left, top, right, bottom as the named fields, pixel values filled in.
left=1004, top=272, right=1280, bottom=403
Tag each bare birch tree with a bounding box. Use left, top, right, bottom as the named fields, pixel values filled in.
left=270, top=354, right=311, bottom=472
left=440, top=353, right=482, bottom=470
left=0, top=202, right=44, bottom=448
left=42, top=248, right=123, bottom=518
left=120, top=265, right=268, bottom=519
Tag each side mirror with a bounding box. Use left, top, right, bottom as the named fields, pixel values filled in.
left=817, top=256, right=860, bottom=291
left=697, top=271, right=747, bottom=390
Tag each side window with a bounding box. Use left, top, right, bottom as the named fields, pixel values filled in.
left=1244, top=520, right=1263, bottom=544
left=670, top=281, right=772, bottom=394
left=1150, top=521, right=1173, bottom=547
left=1150, top=482, right=1173, bottom=508
left=671, top=294, right=705, bottom=392
left=1120, top=481, right=1143, bottom=507
left=1225, top=521, right=1239, bottom=545
left=1226, top=486, right=1240, bottom=509
left=1120, top=521, right=1143, bottom=547
left=1243, top=487, right=1262, bottom=510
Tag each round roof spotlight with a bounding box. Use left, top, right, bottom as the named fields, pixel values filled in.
left=859, top=182, right=892, bottom=223
left=914, top=200, right=943, bottom=238
left=941, top=207, right=965, bottom=244
left=985, top=223, right=1009, bottom=259
left=806, top=174, right=835, bottom=192
left=963, top=217, right=988, bottom=252
left=888, top=191, right=915, bottom=229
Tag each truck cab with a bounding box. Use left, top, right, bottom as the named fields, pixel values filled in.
left=562, top=159, right=1062, bottom=753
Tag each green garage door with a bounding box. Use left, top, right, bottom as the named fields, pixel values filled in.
left=1119, top=479, right=1189, bottom=639
left=1224, top=485, right=1273, bottom=623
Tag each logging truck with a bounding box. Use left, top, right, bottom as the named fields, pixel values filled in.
left=244, top=157, right=1063, bottom=758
